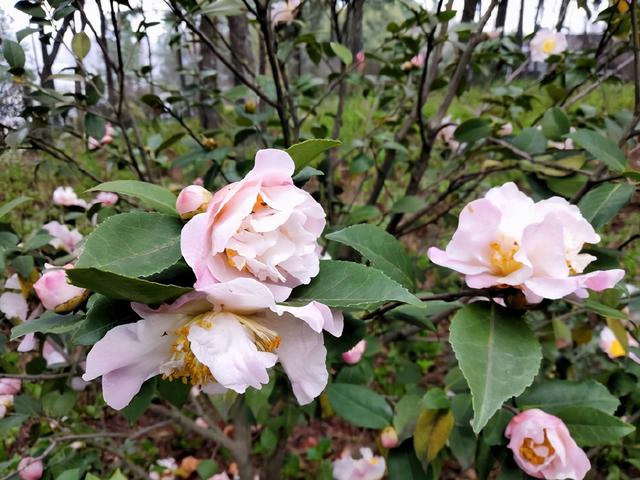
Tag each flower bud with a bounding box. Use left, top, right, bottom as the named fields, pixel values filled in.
left=244, top=99, right=257, bottom=113
left=202, top=137, right=218, bottom=150
left=18, top=457, right=43, bottom=480
left=380, top=426, right=399, bottom=449
left=176, top=185, right=213, bottom=220
left=342, top=339, right=366, bottom=365
left=33, top=265, right=89, bottom=313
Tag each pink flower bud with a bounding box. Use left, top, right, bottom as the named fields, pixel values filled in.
left=0, top=378, right=21, bottom=395
left=342, top=339, right=366, bottom=365
left=380, top=426, right=398, bottom=449
left=93, top=192, right=119, bottom=206
left=176, top=185, right=213, bottom=220
left=195, top=417, right=209, bottom=429
left=34, top=265, right=88, bottom=313
left=18, top=457, right=43, bottom=480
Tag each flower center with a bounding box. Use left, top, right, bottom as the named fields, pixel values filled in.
left=164, top=313, right=215, bottom=386
left=234, top=314, right=281, bottom=352
left=489, top=241, right=522, bottom=277
left=519, top=429, right=556, bottom=466
left=610, top=339, right=626, bottom=357
left=542, top=38, right=556, bottom=54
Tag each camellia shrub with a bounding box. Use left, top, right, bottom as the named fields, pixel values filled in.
left=0, top=0, right=639, bottom=479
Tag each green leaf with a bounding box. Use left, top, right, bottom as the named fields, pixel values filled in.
left=541, top=107, right=570, bottom=141
left=0, top=196, right=30, bottom=219
left=582, top=298, right=627, bottom=320
left=76, top=212, right=183, bottom=278
left=88, top=180, right=177, bottom=215
left=388, top=441, right=426, bottom=479
left=414, top=409, right=454, bottom=464
left=71, top=31, right=91, bottom=59
left=197, top=460, right=218, bottom=479
left=394, top=394, right=423, bottom=442
left=285, top=138, right=341, bottom=171
left=329, top=42, right=353, bottom=65
left=289, top=260, right=420, bottom=309
left=454, top=118, right=491, bottom=144
left=449, top=304, right=542, bottom=433
left=556, top=407, right=635, bottom=446
left=56, top=470, right=80, bottom=480
left=511, top=128, right=547, bottom=155
left=11, top=312, right=83, bottom=340
left=516, top=380, right=619, bottom=415
left=390, top=196, right=427, bottom=214
left=578, top=183, right=634, bottom=229
left=327, top=383, right=392, bottom=428
left=72, top=295, right=135, bottom=345
left=570, top=129, right=627, bottom=172
left=43, top=390, right=77, bottom=417
left=85, top=112, right=105, bottom=139
left=482, top=409, right=514, bottom=446
left=326, top=225, right=416, bottom=290
left=121, top=378, right=156, bottom=421
left=157, top=379, right=190, bottom=408
left=2, top=40, right=25, bottom=69
left=67, top=268, right=192, bottom=304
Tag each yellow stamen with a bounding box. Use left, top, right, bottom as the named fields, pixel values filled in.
left=163, top=313, right=215, bottom=386
left=610, top=339, right=626, bottom=358
left=234, top=315, right=281, bottom=352
left=542, top=38, right=556, bottom=54
left=225, top=248, right=239, bottom=268
left=520, top=429, right=556, bottom=466
left=251, top=194, right=269, bottom=214
left=489, top=241, right=523, bottom=276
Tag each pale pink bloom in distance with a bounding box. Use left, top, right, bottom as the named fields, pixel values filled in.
left=342, top=339, right=366, bottom=365
left=497, top=122, right=513, bottom=137
left=181, top=149, right=326, bottom=302
left=332, top=447, right=386, bottom=480
left=43, top=221, right=83, bottom=253
left=0, top=378, right=21, bottom=396
left=0, top=394, right=14, bottom=418
left=52, top=186, right=88, bottom=209
left=271, top=0, right=301, bottom=27
left=43, top=340, right=67, bottom=367
left=530, top=29, right=568, bottom=62
left=83, top=279, right=343, bottom=409
left=356, top=51, right=366, bottom=73
left=436, top=119, right=461, bottom=151
left=92, top=191, right=119, bottom=206
left=0, top=292, right=28, bottom=321
left=505, top=409, right=590, bottom=479
left=428, top=182, right=624, bottom=303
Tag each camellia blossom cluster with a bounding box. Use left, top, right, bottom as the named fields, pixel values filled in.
left=529, top=29, right=568, bottom=62
left=428, top=183, right=624, bottom=303
left=84, top=149, right=343, bottom=409
left=505, top=409, right=590, bottom=479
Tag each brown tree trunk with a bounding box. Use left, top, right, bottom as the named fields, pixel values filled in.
left=462, top=0, right=480, bottom=22
left=198, top=16, right=219, bottom=129
left=516, top=0, right=525, bottom=41
left=556, top=0, right=570, bottom=31
left=348, top=0, right=364, bottom=54
left=495, top=0, right=508, bottom=30
left=228, top=15, right=253, bottom=86
left=96, top=0, right=115, bottom=105
left=534, top=0, right=545, bottom=29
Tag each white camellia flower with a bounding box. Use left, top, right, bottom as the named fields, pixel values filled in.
left=530, top=29, right=568, bottom=62
left=332, top=448, right=386, bottom=480
left=428, top=182, right=624, bottom=304
left=52, top=186, right=88, bottom=208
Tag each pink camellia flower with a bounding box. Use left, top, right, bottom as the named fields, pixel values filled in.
left=427, top=182, right=624, bottom=304
left=181, top=149, right=326, bottom=302
left=176, top=185, right=213, bottom=220
left=93, top=191, right=119, bottom=206
left=530, top=29, right=568, bottom=62
left=271, top=0, right=301, bottom=27
left=342, top=339, right=366, bottom=365
left=380, top=426, right=399, bottom=449
left=101, top=122, right=114, bottom=145
left=17, top=457, right=44, bottom=480
left=33, top=264, right=88, bottom=313
left=332, top=447, right=386, bottom=480
left=505, top=409, right=590, bottom=479
left=599, top=326, right=640, bottom=363
left=43, top=340, right=67, bottom=367
left=83, top=278, right=343, bottom=410
left=436, top=119, right=461, bottom=151
left=43, top=221, right=83, bottom=253
left=0, top=378, right=21, bottom=396
left=52, top=186, right=88, bottom=208
left=497, top=122, right=513, bottom=137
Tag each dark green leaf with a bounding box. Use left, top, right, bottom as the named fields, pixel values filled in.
left=11, top=312, right=83, bottom=340
left=0, top=196, right=30, bottom=219
left=120, top=378, right=156, bottom=420
left=511, top=128, right=547, bottom=155
left=2, top=40, right=25, bottom=69
left=556, top=407, right=635, bottom=446
left=88, top=180, right=177, bottom=215
left=578, top=183, right=634, bottom=229
left=541, top=107, right=570, bottom=141
left=516, top=380, right=619, bottom=415
left=327, top=383, right=392, bottom=428
left=286, top=138, right=341, bottom=171
left=454, top=118, right=491, bottom=144
left=570, top=129, right=627, bottom=172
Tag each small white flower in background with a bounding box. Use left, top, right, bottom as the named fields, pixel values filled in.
left=599, top=327, right=640, bottom=364
left=92, top=191, right=119, bottom=206
left=33, top=264, right=88, bottom=313
left=0, top=394, right=14, bottom=419
left=530, top=29, right=568, bottom=62
left=43, top=221, right=83, bottom=253
left=52, top=186, right=88, bottom=209
left=428, top=182, right=624, bottom=304
left=342, top=339, right=366, bottom=365
left=271, top=0, right=301, bottom=27
left=332, top=447, right=386, bottom=480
